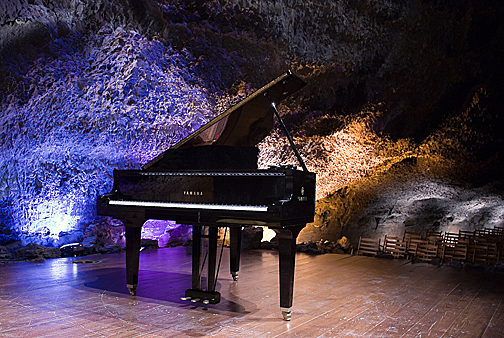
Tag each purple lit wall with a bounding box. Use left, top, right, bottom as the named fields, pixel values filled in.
left=0, top=26, right=222, bottom=246
left=1, top=0, right=285, bottom=248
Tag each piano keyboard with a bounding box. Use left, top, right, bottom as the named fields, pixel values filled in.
left=139, top=171, right=285, bottom=177
left=108, top=200, right=269, bottom=212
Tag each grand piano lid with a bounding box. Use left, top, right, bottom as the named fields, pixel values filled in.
left=172, top=70, right=306, bottom=149
left=142, top=70, right=306, bottom=170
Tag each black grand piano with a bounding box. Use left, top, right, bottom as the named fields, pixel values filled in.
left=97, top=70, right=315, bottom=320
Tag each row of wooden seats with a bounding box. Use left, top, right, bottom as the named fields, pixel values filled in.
left=355, top=237, right=381, bottom=257
left=356, top=235, right=438, bottom=262
left=443, top=228, right=503, bottom=265
left=356, top=227, right=503, bottom=265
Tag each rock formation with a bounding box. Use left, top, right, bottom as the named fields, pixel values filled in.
left=0, top=0, right=503, bottom=252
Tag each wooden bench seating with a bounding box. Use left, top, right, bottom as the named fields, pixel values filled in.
left=356, top=237, right=380, bottom=257
left=383, top=236, right=407, bottom=258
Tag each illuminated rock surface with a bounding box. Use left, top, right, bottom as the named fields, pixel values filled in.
left=0, top=0, right=503, bottom=252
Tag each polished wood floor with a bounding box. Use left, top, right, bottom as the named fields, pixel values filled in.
left=0, top=247, right=503, bottom=337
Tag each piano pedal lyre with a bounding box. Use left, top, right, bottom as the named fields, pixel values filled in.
left=181, top=289, right=221, bottom=305
left=181, top=297, right=209, bottom=305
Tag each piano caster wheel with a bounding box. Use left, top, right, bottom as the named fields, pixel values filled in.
left=181, top=296, right=191, bottom=301
left=231, top=272, right=239, bottom=281
left=282, top=311, right=292, bottom=321
left=203, top=299, right=210, bottom=305
left=127, top=284, right=137, bottom=296
left=281, top=307, right=292, bottom=321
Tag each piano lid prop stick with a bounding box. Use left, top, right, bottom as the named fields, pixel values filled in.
left=266, top=93, right=309, bottom=172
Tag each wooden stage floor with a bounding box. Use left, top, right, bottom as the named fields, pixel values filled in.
left=0, top=246, right=503, bottom=337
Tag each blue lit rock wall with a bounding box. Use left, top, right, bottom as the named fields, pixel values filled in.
left=0, top=18, right=218, bottom=245
left=0, top=0, right=289, bottom=247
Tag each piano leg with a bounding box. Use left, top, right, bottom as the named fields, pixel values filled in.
left=125, top=225, right=142, bottom=296
left=229, top=226, right=242, bottom=281
left=276, top=225, right=304, bottom=321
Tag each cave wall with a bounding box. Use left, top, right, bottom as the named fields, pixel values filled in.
left=1, top=0, right=503, bottom=247
left=1, top=0, right=220, bottom=245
